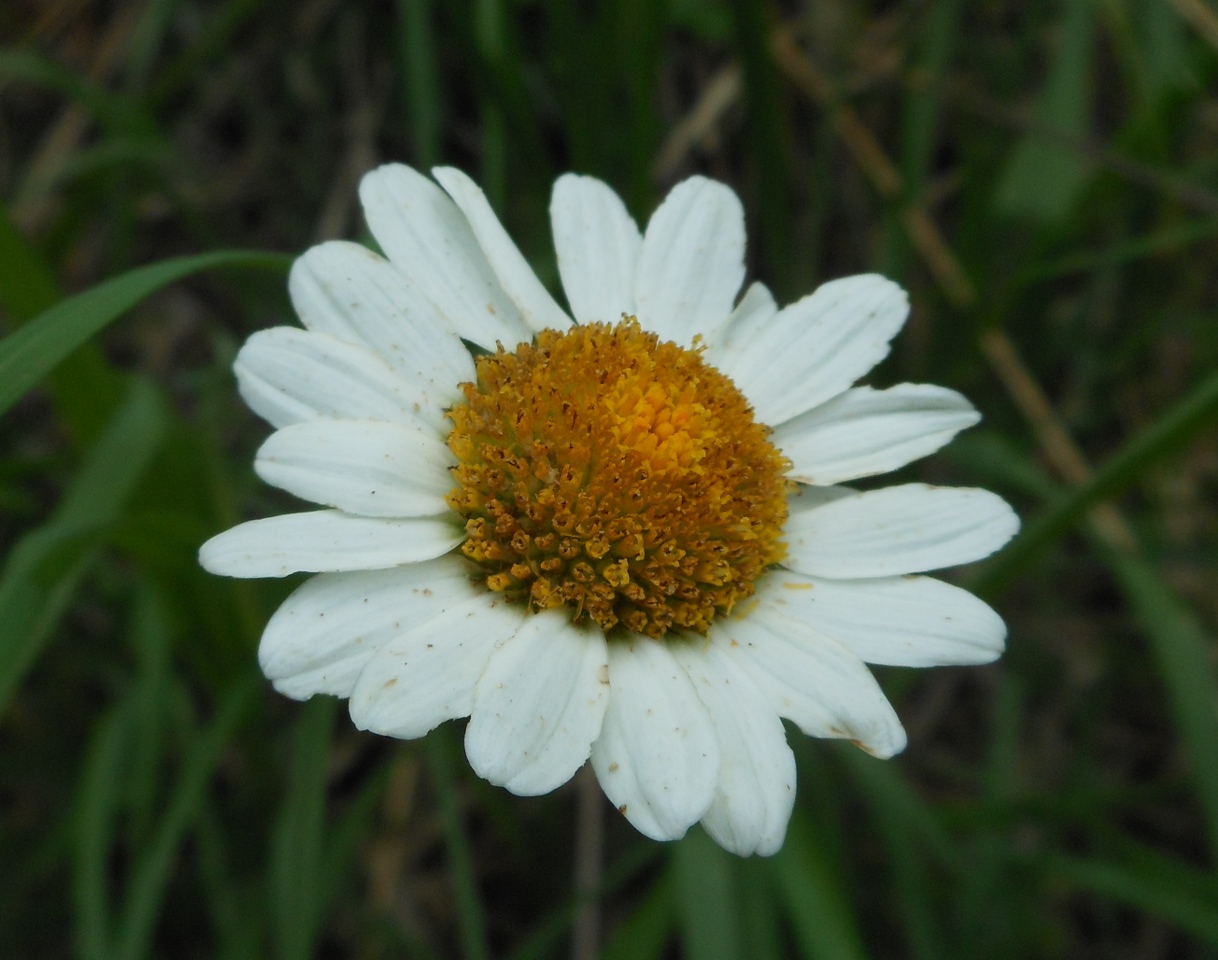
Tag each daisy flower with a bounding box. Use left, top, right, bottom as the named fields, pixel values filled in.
left=200, top=165, right=1018, bottom=856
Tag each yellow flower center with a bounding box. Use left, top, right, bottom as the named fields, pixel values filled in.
left=445, top=318, right=789, bottom=639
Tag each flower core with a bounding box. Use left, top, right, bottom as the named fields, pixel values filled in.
left=445, top=318, right=790, bottom=638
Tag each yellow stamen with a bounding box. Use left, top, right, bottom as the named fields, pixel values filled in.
left=446, top=318, right=789, bottom=638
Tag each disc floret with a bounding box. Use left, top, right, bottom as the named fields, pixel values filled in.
left=446, top=318, right=789, bottom=638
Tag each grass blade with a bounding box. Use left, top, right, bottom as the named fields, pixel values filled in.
left=973, top=369, right=1218, bottom=597
left=769, top=809, right=870, bottom=960
left=270, top=697, right=337, bottom=960
left=673, top=830, right=743, bottom=960
left=427, top=732, right=491, bottom=960
left=0, top=249, right=288, bottom=419
left=1105, top=550, right=1218, bottom=862
left=0, top=378, right=167, bottom=714
left=112, top=671, right=258, bottom=960
left=1045, top=849, right=1218, bottom=944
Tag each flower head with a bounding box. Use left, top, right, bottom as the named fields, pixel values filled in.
left=200, top=165, right=1018, bottom=855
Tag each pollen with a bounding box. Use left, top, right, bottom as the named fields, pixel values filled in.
left=445, top=318, right=789, bottom=639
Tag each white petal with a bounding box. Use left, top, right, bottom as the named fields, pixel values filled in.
left=234, top=327, right=438, bottom=429
left=756, top=571, right=1007, bottom=666
left=787, top=483, right=858, bottom=514
left=432, top=166, right=572, bottom=333
left=550, top=174, right=642, bottom=323
left=259, top=555, right=481, bottom=699
left=722, top=605, right=907, bottom=758
left=773, top=384, right=980, bottom=486
left=671, top=639, right=796, bottom=857
left=348, top=593, right=518, bottom=738
left=289, top=240, right=474, bottom=398
left=254, top=419, right=453, bottom=518
left=702, top=281, right=777, bottom=363
left=723, top=274, right=909, bottom=427
left=783, top=483, right=1020, bottom=579
left=465, top=611, right=609, bottom=796
left=198, top=510, right=462, bottom=578
left=358, top=164, right=533, bottom=348
left=590, top=637, right=720, bottom=841
left=633, top=177, right=746, bottom=346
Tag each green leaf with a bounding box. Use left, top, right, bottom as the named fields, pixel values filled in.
left=112, top=672, right=258, bottom=960
left=602, top=867, right=674, bottom=960
left=0, top=378, right=167, bottom=715
left=1105, top=550, right=1218, bottom=862
left=994, top=2, right=1094, bottom=222
left=768, top=810, right=870, bottom=960
left=270, top=697, right=337, bottom=960
left=1046, top=848, right=1218, bottom=944
left=673, top=829, right=744, bottom=960
left=973, top=370, right=1218, bottom=598
left=0, top=249, right=289, bottom=420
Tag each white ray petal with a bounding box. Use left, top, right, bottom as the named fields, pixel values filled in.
left=726, top=274, right=908, bottom=427
left=671, top=639, right=796, bottom=856
left=590, top=637, right=720, bottom=841
left=774, top=384, right=980, bottom=485
left=466, top=610, right=609, bottom=795
left=254, top=419, right=452, bottom=518
left=757, top=570, right=1007, bottom=666
left=433, top=166, right=572, bottom=333
left=634, top=177, right=745, bottom=346
left=783, top=483, right=1019, bottom=579
left=198, top=510, right=462, bottom=578
left=349, top=593, right=520, bottom=738
left=358, top=163, right=531, bottom=348
left=259, top=555, right=481, bottom=699
left=288, top=240, right=475, bottom=397
left=550, top=173, right=642, bottom=324
left=234, top=327, right=439, bottom=429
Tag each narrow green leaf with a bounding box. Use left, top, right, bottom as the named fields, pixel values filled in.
left=112, top=671, right=258, bottom=960
left=973, top=369, right=1218, bottom=597
left=270, top=697, right=336, bottom=960
left=427, top=732, right=492, bottom=960
left=994, top=2, right=1094, bottom=222
left=673, top=829, right=744, bottom=960
left=0, top=202, right=60, bottom=319
left=397, top=0, right=442, bottom=169
left=0, top=249, right=289, bottom=419
left=1105, top=550, right=1218, bottom=862
left=1046, top=850, right=1218, bottom=944
left=74, top=705, right=132, bottom=960
left=769, top=810, right=870, bottom=960
left=0, top=378, right=167, bottom=714
left=602, top=868, right=674, bottom=960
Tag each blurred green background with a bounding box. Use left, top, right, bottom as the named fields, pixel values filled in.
left=4, top=0, right=1218, bottom=957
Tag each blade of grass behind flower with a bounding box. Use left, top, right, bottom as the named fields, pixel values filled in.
left=271, top=696, right=337, bottom=960
left=726, top=0, right=794, bottom=297
left=1043, top=845, right=1218, bottom=944
left=0, top=378, right=167, bottom=715
left=769, top=808, right=870, bottom=960
left=972, top=369, right=1218, bottom=598
left=0, top=199, right=124, bottom=441
left=0, top=250, right=289, bottom=420
left=427, top=730, right=491, bottom=960
left=602, top=867, right=674, bottom=960
left=993, top=1, right=1094, bottom=222
left=738, top=857, right=785, bottom=960
left=74, top=703, right=132, bottom=960
left=842, top=752, right=952, bottom=960
left=111, top=671, right=258, bottom=960
left=1104, top=549, right=1218, bottom=863
left=396, top=0, right=442, bottom=169
left=673, top=829, right=744, bottom=960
